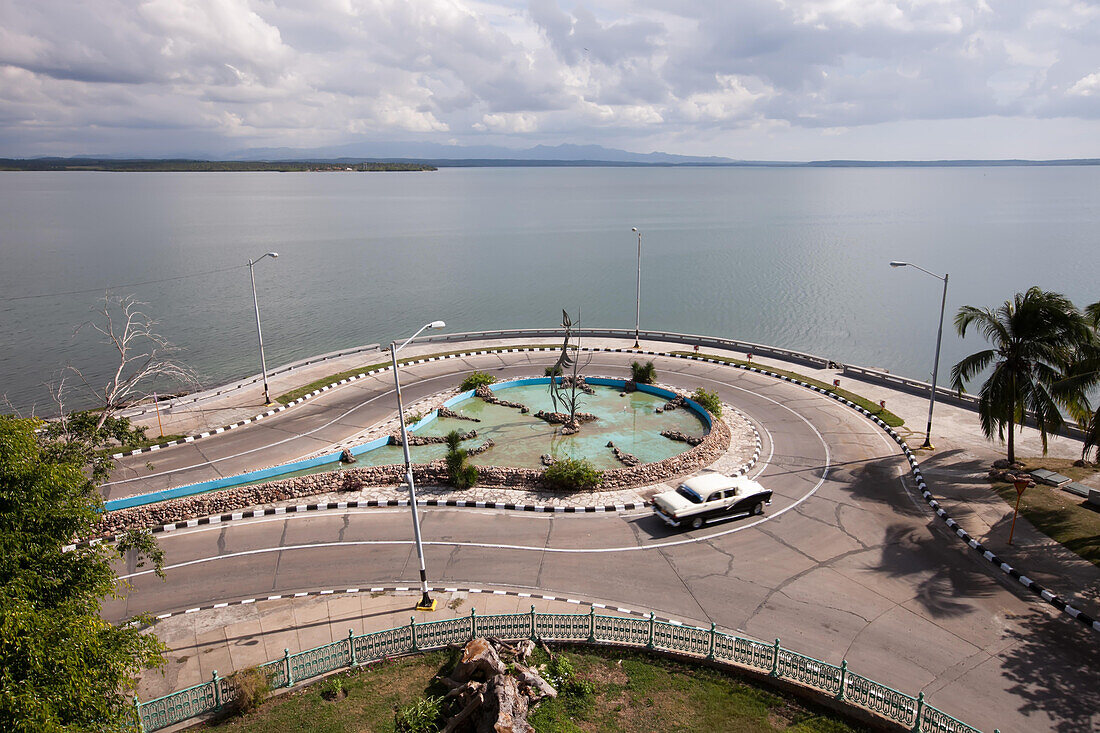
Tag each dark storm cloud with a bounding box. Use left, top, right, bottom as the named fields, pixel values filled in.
left=0, top=0, right=1096, bottom=157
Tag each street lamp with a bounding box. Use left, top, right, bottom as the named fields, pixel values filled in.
left=391, top=319, right=446, bottom=611
left=631, top=227, right=642, bottom=349
left=890, top=261, right=949, bottom=450
left=247, top=252, right=279, bottom=404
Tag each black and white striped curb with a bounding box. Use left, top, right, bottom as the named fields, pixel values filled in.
left=111, top=345, right=755, bottom=459
left=671, top=352, right=1100, bottom=634
left=83, top=400, right=762, bottom=550
left=67, top=499, right=648, bottom=551
left=111, top=346, right=618, bottom=458
left=147, top=585, right=679, bottom=623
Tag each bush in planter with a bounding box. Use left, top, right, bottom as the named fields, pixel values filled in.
left=543, top=457, right=603, bottom=491
left=444, top=430, right=478, bottom=489
left=226, top=666, right=271, bottom=715
left=691, top=387, right=722, bottom=417
left=630, top=360, right=656, bottom=384
left=460, top=371, right=496, bottom=391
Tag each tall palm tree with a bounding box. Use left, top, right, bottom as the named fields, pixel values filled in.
left=1064, top=301, right=1100, bottom=462
left=950, top=287, right=1090, bottom=463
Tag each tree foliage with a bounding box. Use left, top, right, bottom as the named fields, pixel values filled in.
left=0, top=416, right=166, bottom=732
left=950, top=287, right=1092, bottom=462
left=444, top=430, right=478, bottom=490
left=630, top=360, right=656, bottom=385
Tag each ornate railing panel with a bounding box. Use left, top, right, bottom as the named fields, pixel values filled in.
left=416, top=616, right=473, bottom=649
left=919, top=706, right=983, bottom=733
left=138, top=679, right=217, bottom=732
left=775, top=649, right=843, bottom=696
left=535, top=612, right=591, bottom=641
left=290, top=639, right=350, bottom=682
left=844, top=671, right=918, bottom=728
left=353, top=625, right=414, bottom=661
left=715, top=633, right=773, bottom=672
left=592, top=613, right=649, bottom=645
left=138, top=610, right=984, bottom=733
left=475, top=612, right=531, bottom=640
left=652, top=621, right=710, bottom=656
left=258, top=658, right=286, bottom=689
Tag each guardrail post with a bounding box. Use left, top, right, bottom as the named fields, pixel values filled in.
left=530, top=605, right=537, bottom=640
left=471, top=607, right=478, bottom=639
left=134, top=695, right=143, bottom=732
left=588, top=607, right=596, bottom=643
left=410, top=616, right=419, bottom=651
left=707, top=622, right=716, bottom=660
left=348, top=628, right=357, bottom=667
left=647, top=612, right=655, bottom=649
left=211, top=670, right=221, bottom=709
left=770, top=639, right=781, bottom=677
left=836, top=660, right=847, bottom=701
left=911, top=691, right=925, bottom=732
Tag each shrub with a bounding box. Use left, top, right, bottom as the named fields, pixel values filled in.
left=544, top=364, right=562, bottom=377
left=394, top=695, right=443, bottom=733
left=630, top=360, right=656, bottom=384
left=444, top=429, right=478, bottom=490
left=691, top=387, right=722, bottom=417
left=226, top=667, right=271, bottom=715
left=460, top=371, right=496, bottom=391
left=403, top=411, right=424, bottom=427
left=543, top=457, right=603, bottom=491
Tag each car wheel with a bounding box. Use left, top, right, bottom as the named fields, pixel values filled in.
left=691, top=516, right=704, bottom=530
left=751, top=502, right=764, bottom=516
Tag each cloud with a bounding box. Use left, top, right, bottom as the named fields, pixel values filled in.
left=0, top=0, right=1097, bottom=158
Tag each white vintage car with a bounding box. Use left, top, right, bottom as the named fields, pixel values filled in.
left=652, top=473, right=772, bottom=530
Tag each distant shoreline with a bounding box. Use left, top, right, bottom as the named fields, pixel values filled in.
left=1, top=157, right=1098, bottom=171
left=0, top=159, right=437, bottom=172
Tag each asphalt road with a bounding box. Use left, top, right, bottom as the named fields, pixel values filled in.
left=103, top=352, right=1099, bottom=733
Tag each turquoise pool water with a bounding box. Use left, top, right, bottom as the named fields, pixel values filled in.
left=235, top=382, right=708, bottom=488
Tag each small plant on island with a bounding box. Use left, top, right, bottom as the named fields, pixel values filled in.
left=444, top=430, right=478, bottom=490
left=692, top=387, right=722, bottom=417
left=460, top=371, right=496, bottom=391
left=630, top=360, right=656, bottom=384
left=543, top=457, right=603, bottom=491
left=544, top=364, right=562, bottom=377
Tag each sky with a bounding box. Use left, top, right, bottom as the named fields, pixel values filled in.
left=1, top=0, right=1099, bottom=160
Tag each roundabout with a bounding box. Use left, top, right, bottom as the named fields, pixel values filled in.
left=98, top=337, right=1100, bottom=733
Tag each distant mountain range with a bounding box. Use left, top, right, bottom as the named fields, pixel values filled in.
left=7, top=140, right=1100, bottom=168
left=227, top=141, right=736, bottom=165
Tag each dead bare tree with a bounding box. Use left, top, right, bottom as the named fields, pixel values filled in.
left=70, top=293, right=198, bottom=429
left=547, top=309, right=594, bottom=433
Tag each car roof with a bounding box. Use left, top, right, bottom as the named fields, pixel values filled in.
left=680, top=474, right=740, bottom=494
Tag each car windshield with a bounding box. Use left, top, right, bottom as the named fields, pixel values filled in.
left=676, top=485, right=703, bottom=504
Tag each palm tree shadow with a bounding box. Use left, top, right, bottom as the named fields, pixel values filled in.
left=999, top=610, right=1100, bottom=731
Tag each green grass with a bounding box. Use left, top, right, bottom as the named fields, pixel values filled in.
left=205, top=646, right=868, bottom=733
left=672, top=351, right=904, bottom=428
left=991, top=457, right=1100, bottom=567
left=274, top=345, right=561, bottom=404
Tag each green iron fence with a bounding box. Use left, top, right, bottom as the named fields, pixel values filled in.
left=136, top=608, right=989, bottom=733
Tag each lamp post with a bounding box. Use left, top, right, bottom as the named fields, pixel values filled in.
left=631, top=227, right=642, bottom=349
left=247, top=252, right=279, bottom=404
left=391, top=320, right=446, bottom=611
left=889, top=261, right=949, bottom=450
